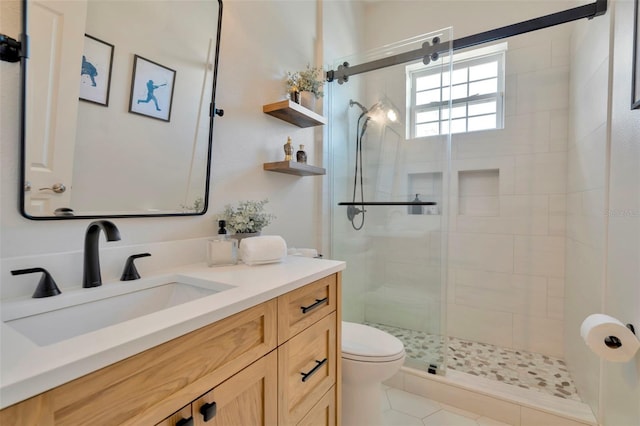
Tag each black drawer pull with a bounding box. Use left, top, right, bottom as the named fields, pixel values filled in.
left=300, top=297, right=328, bottom=314
left=200, top=401, right=217, bottom=422
left=176, top=417, right=194, bottom=426
left=301, top=358, right=328, bottom=382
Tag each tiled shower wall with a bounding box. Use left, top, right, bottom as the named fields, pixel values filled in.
left=362, top=27, right=572, bottom=359
left=445, top=28, right=570, bottom=358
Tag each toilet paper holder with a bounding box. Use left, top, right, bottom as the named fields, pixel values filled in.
left=604, top=323, right=636, bottom=349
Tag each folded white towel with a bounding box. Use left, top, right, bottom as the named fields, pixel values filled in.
left=239, top=235, right=288, bottom=266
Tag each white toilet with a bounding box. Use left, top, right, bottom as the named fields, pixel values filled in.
left=341, top=321, right=406, bottom=426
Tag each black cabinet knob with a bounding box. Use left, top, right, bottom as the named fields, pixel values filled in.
left=176, top=417, right=194, bottom=426
left=199, top=401, right=217, bottom=422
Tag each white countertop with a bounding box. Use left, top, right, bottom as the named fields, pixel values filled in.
left=0, top=256, right=345, bottom=409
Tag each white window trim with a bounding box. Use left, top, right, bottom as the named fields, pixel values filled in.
left=406, top=42, right=508, bottom=138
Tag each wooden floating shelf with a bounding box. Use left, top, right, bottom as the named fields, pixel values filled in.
left=262, top=100, right=327, bottom=128
left=263, top=161, right=326, bottom=176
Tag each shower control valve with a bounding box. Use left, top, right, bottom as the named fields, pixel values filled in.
left=346, top=205, right=366, bottom=221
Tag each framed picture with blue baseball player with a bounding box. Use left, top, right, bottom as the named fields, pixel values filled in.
left=79, top=34, right=114, bottom=106
left=129, top=55, right=176, bottom=122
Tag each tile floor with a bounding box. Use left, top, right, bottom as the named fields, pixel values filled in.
left=382, top=385, right=512, bottom=426
left=369, top=323, right=581, bottom=401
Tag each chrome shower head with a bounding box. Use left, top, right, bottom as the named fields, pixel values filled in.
left=349, top=99, right=368, bottom=114
left=349, top=98, right=399, bottom=124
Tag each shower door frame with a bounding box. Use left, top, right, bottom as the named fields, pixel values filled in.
left=328, top=28, right=454, bottom=375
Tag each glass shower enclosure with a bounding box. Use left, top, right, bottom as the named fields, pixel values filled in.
left=328, top=28, right=453, bottom=374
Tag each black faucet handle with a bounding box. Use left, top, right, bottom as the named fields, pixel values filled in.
left=120, top=253, right=151, bottom=281
left=11, top=267, right=62, bottom=298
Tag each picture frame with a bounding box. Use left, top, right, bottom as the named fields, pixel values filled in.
left=633, top=0, right=640, bottom=109
left=79, top=34, right=114, bottom=106
left=128, top=55, right=176, bottom=122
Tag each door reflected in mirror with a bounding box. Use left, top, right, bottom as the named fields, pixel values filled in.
left=21, top=0, right=222, bottom=218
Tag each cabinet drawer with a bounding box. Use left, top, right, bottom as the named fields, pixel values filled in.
left=297, top=386, right=336, bottom=426
left=278, top=312, right=337, bottom=426
left=278, top=274, right=336, bottom=344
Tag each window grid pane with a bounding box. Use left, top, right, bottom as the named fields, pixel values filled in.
left=468, top=78, right=497, bottom=97
left=410, top=50, right=505, bottom=137
left=416, top=73, right=441, bottom=91
left=468, top=99, right=497, bottom=116
left=416, top=89, right=441, bottom=105
left=468, top=114, right=497, bottom=131
left=416, top=109, right=439, bottom=123
left=469, top=61, right=498, bottom=81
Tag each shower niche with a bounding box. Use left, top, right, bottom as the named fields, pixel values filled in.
left=457, top=169, right=500, bottom=216
left=407, top=172, right=442, bottom=215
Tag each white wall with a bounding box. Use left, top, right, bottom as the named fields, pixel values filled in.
left=602, top=0, right=640, bottom=423
left=362, top=0, right=577, bottom=51
left=566, top=1, right=640, bottom=424
left=0, top=0, right=331, bottom=290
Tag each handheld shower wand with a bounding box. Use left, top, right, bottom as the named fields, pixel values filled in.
left=346, top=98, right=401, bottom=231
left=348, top=99, right=370, bottom=231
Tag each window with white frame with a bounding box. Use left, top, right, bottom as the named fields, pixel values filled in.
left=407, top=43, right=507, bottom=138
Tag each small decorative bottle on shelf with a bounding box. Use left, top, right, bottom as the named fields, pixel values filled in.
left=284, top=137, right=294, bottom=161
left=296, top=144, right=307, bottom=164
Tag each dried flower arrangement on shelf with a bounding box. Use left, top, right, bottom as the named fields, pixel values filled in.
left=286, top=65, right=325, bottom=101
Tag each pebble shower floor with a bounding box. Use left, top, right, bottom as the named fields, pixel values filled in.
left=368, top=322, right=581, bottom=402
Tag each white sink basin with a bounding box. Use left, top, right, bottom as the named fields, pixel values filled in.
left=2, top=276, right=233, bottom=346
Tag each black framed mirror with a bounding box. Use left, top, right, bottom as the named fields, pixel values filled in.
left=19, top=0, right=223, bottom=219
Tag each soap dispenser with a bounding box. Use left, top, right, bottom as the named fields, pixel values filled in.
left=410, top=194, right=423, bottom=215
left=207, top=220, right=238, bottom=267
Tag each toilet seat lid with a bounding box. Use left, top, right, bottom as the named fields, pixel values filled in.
left=342, top=322, right=405, bottom=362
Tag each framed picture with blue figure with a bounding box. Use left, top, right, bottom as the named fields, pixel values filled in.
left=79, top=34, right=114, bottom=106
left=129, top=55, right=176, bottom=121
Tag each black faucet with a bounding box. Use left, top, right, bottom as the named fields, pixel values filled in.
left=83, top=220, right=121, bottom=288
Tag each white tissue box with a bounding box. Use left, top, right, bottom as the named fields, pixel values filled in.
left=239, top=235, right=288, bottom=265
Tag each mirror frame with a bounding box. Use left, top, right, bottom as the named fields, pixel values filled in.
left=18, top=0, right=223, bottom=220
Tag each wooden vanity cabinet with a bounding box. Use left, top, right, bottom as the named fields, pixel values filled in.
left=277, top=273, right=339, bottom=425
left=0, top=299, right=278, bottom=426
left=0, top=272, right=342, bottom=426
left=156, top=351, right=278, bottom=426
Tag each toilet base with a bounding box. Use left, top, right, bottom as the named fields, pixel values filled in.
left=342, top=381, right=384, bottom=426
